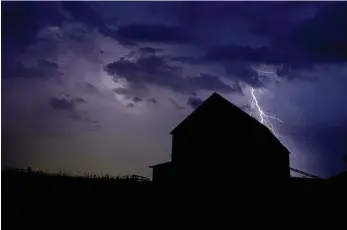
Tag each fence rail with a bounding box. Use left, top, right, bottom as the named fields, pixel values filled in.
left=290, top=167, right=321, bottom=179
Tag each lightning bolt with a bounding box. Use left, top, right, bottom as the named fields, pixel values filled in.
left=250, top=87, right=285, bottom=139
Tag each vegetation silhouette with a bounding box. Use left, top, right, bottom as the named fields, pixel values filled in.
left=2, top=168, right=154, bottom=230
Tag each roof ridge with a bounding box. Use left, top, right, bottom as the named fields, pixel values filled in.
left=170, top=92, right=243, bottom=134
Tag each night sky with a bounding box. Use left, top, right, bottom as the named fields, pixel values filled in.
left=2, top=1, right=347, bottom=178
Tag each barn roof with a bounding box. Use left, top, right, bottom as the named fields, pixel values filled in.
left=171, top=93, right=258, bottom=134
left=169, top=92, right=290, bottom=154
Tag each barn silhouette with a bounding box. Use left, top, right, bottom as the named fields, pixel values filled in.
left=150, top=92, right=290, bottom=193
left=150, top=92, right=347, bottom=197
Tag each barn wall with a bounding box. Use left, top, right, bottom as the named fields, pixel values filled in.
left=171, top=123, right=290, bottom=187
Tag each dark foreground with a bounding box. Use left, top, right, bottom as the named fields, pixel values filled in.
left=2, top=169, right=347, bottom=230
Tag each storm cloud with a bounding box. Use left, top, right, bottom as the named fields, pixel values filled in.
left=50, top=97, right=74, bottom=110
left=104, top=55, right=240, bottom=94
left=187, top=96, right=203, bottom=109
left=116, top=24, right=194, bottom=44
left=2, top=59, right=61, bottom=79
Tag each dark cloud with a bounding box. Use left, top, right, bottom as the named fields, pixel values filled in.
left=62, top=3, right=190, bottom=46
left=167, top=53, right=298, bottom=87
left=62, top=2, right=137, bottom=48
left=210, top=2, right=323, bottom=38
left=203, top=45, right=313, bottom=70
left=151, top=2, right=323, bottom=47
left=204, top=45, right=280, bottom=64
left=75, top=82, right=98, bottom=94
left=169, top=56, right=201, bottom=65
left=116, top=24, right=193, bottom=44
left=147, top=98, right=158, bottom=104
left=104, top=57, right=185, bottom=92
left=105, top=15, right=119, bottom=28
left=190, top=73, right=242, bottom=94
left=104, top=56, right=240, bottom=94
left=50, top=97, right=74, bottom=111
left=133, top=97, right=143, bottom=103
left=72, top=98, right=86, bottom=103
left=39, top=2, right=347, bottom=85
left=105, top=58, right=159, bottom=84
left=27, top=2, right=346, bottom=68
left=2, top=1, right=64, bottom=53
left=165, top=52, right=304, bottom=87
left=126, top=103, right=135, bottom=108
left=61, top=2, right=105, bottom=30
left=2, top=1, right=65, bottom=82
left=116, top=39, right=138, bottom=48
left=2, top=60, right=61, bottom=79
left=150, top=2, right=346, bottom=83
left=224, top=63, right=263, bottom=88
left=204, top=2, right=346, bottom=66
left=187, top=96, right=203, bottom=109
left=2, top=62, right=38, bottom=79
left=290, top=2, right=347, bottom=63
left=38, top=59, right=59, bottom=70
left=69, top=28, right=88, bottom=43
left=168, top=98, right=185, bottom=110
left=202, top=42, right=341, bottom=84
left=61, top=1, right=347, bottom=69
left=139, top=47, right=163, bottom=55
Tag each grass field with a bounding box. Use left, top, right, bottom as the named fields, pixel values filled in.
left=2, top=169, right=159, bottom=230
left=2, top=168, right=346, bottom=230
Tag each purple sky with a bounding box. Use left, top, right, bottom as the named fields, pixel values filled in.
left=2, top=2, right=347, bottom=178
